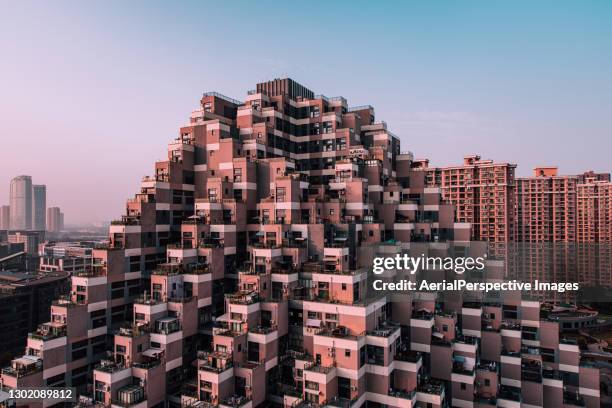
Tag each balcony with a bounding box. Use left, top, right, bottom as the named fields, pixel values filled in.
left=388, top=388, right=416, bottom=402
left=1, top=357, right=42, bottom=378
left=501, top=320, right=521, bottom=330
left=417, top=380, right=444, bottom=395
left=153, top=262, right=210, bottom=275
left=326, top=396, right=361, bottom=408
left=198, top=237, right=224, bottom=248
left=542, top=368, right=563, bottom=380
left=251, top=242, right=281, bottom=249
left=113, top=384, right=146, bottom=408
left=270, top=266, right=298, bottom=275
left=111, top=216, right=141, bottom=226
left=412, top=310, right=434, bottom=320
left=395, top=350, right=422, bottom=363
left=452, top=361, right=475, bottom=376
left=153, top=317, right=181, bottom=335
left=52, top=295, right=80, bottom=308
left=249, top=325, right=278, bottom=335
left=134, top=292, right=165, bottom=305
left=282, top=238, right=307, bottom=248
left=131, top=358, right=161, bottom=370
left=73, top=266, right=106, bottom=277
left=303, top=363, right=334, bottom=374
left=115, top=324, right=150, bottom=338
left=454, top=334, right=478, bottom=345
left=498, top=385, right=521, bottom=403
left=315, top=326, right=361, bottom=340
left=226, top=291, right=261, bottom=305
left=198, top=351, right=233, bottom=373
left=476, top=360, right=498, bottom=372
left=563, top=391, right=586, bottom=407
left=96, top=359, right=128, bottom=374
left=29, top=322, right=67, bottom=340
left=475, top=395, right=497, bottom=406
left=367, top=323, right=400, bottom=338
left=219, top=395, right=251, bottom=408
left=501, top=348, right=521, bottom=358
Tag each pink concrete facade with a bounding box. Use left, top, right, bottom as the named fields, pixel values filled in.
left=1, top=78, right=610, bottom=408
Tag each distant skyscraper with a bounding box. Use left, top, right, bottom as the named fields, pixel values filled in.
left=47, top=207, right=63, bottom=233
left=0, top=205, right=9, bottom=230
left=9, top=175, right=32, bottom=230
left=32, top=184, right=46, bottom=231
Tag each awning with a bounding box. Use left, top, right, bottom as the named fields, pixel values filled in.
left=215, top=313, right=230, bottom=322
left=255, top=231, right=265, bottom=236
left=142, top=348, right=163, bottom=358
left=306, top=319, right=321, bottom=327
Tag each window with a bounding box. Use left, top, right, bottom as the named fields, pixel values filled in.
left=305, top=381, right=319, bottom=391
left=442, top=324, right=448, bottom=332
left=461, top=383, right=466, bottom=390
left=502, top=305, right=518, bottom=319
left=342, top=283, right=347, bottom=290
left=522, top=326, right=538, bottom=341
left=345, top=349, right=351, bottom=357
left=359, top=346, right=366, bottom=367
left=484, top=379, right=490, bottom=386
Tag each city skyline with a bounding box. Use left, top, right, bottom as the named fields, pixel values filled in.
left=0, top=175, right=66, bottom=231
left=2, top=77, right=609, bottom=407
left=1, top=1, right=612, bottom=224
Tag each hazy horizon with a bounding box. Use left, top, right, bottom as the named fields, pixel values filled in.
left=1, top=1, right=611, bottom=224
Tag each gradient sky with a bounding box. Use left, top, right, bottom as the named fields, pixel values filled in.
left=1, top=1, right=611, bottom=224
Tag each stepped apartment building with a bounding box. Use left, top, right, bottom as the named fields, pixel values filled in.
left=1, top=78, right=609, bottom=408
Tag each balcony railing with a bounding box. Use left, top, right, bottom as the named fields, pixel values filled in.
left=498, top=385, right=521, bottom=402
left=220, top=395, right=251, bottom=408
left=115, top=324, right=151, bottom=337
left=395, top=350, right=422, bottom=363
left=1, top=361, right=42, bottom=378
left=111, top=216, right=141, bottom=226
left=95, top=360, right=128, bottom=374
left=226, top=292, right=261, bottom=305
left=153, top=262, right=210, bottom=275
left=367, top=323, right=400, bottom=338
left=417, top=380, right=444, bottom=395
left=29, top=322, right=67, bottom=340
